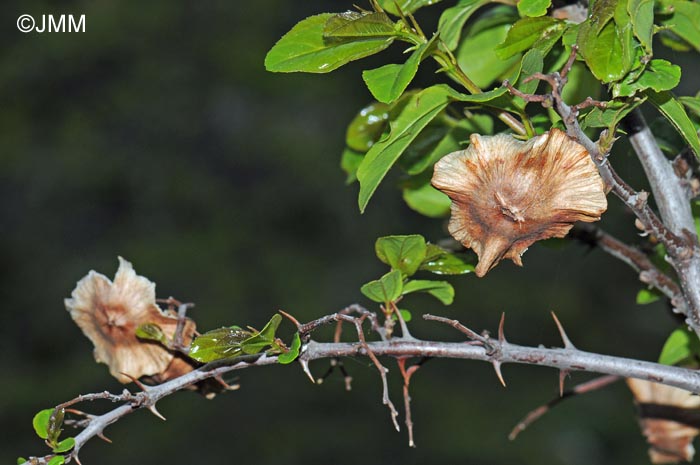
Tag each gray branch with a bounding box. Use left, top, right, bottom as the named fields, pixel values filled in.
left=20, top=315, right=700, bottom=465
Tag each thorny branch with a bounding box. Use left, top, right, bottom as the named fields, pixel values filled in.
left=21, top=309, right=700, bottom=465
left=503, top=45, right=700, bottom=332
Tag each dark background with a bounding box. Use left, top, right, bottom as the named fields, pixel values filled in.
left=1, top=1, right=695, bottom=464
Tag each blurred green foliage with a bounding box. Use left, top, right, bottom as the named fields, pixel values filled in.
left=1, top=1, right=694, bottom=465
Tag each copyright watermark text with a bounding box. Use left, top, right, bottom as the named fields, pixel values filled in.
left=17, top=14, right=85, bottom=33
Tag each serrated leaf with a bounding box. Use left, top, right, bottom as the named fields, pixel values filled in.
left=278, top=333, right=301, bottom=365
left=52, top=437, right=75, bottom=454
left=628, top=0, right=654, bottom=54
left=188, top=326, right=251, bottom=362
left=47, top=457, right=65, bottom=465
left=645, top=90, right=700, bottom=157
left=377, top=0, right=443, bottom=15
left=361, top=269, right=404, bottom=303
left=402, top=180, right=451, bottom=218
left=32, top=408, right=53, bottom=440
left=657, top=0, right=700, bottom=51
left=495, top=17, right=564, bottom=59
left=375, top=235, right=428, bottom=276
left=613, top=59, right=680, bottom=98
left=517, top=0, right=552, bottom=17
left=402, top=279, right=455, bottom=305
left=636, top=288, right=661, bottom=304
left=363, top=42, right=429, bottom=104
left=135, top=323, right=168, bottom=345
left=438, top=0, right=489, bottom=50
left=659, top=326, right=700, bottom=365
left=323, top=11, right=396, bottom=39
left=265, top=14, right=394, bottom=73
left=420, top=244, right=475, bottom=275
left=517, top=48, right=544, bottom=96
left=357, top=85, right=453, bottom=212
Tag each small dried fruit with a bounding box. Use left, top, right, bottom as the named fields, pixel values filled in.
left=432, top=129, right=607, bottom=276
left=65, top=257, right=196, bottom=383
left=627, top=378, right=700, bottom=464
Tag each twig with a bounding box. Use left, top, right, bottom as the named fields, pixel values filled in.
left=509, top=375, right=621, bottom=440
left=503, top=45, right=700, bottom=332
left=21, top=311, right=700, bottom=464
left=570, top=224, right=686, bottom=313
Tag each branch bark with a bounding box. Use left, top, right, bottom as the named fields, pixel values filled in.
left=20, top=313, right=700, bottom=465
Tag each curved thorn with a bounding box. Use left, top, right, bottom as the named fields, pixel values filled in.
left=492, top=361, right=506, bottom=387
left=559, top=370, right=570, bottom=397
left=147, top=405, right=166, bottom=421
left=299, top=359, right=315, bottom=384
left=551, top=311, right=576, bottom=349
left=120, top=372, right=148, bottom=392
left=498, top=313, right=507, bottom=343
left=97, top=432, right=112, bottom=444
left=73, top=454, right=83, bottom=465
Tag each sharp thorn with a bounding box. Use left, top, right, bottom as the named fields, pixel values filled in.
left=73, top=454, right=83, bottom=465
left=278, top=309, right=301, bottom=330
left=97, top=432, right=113, bottom=444
left=498, top=312, right=506, bottom=344
left=120, top=372, right=149, bottom=392
left=551, top=311, right=576, bottom=349
left=559, top=370, right=570, bottom=397
left=492, top=361, right=506, bottom=387
left=147, top=405, right=166, bottom=421
left=300, top=359, right=315, bottom=384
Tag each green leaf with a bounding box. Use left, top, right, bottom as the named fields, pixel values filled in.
left=645, top=90, right=700, bottom=158
left=582, top=97, right=645, bottom=130
left=135, top=323, right=168, bottom=346
left=438, top=0, right=489, bottom=50
left=52, top=437, right=75, bottom=454
left=357, top=85, right=453, bottom=212
left=47, top=457, right=65, bottom=465
left=33, top=408, right=53, bottom=440
left=680, top=95, right=700, bottom=118
left=361, top=269, right=404, bottom=303
left=577, top=0, right=636, bottom=83
left=265, top=14, right=394, bottom=73
left=420, top=244, right=475, bottom=275
left=323, top=11, right=397, bottom=39
left=17, top=458, right=27, bottom=465
left=627, top=0, right=654, bottom=54
left=636, top=288, right=661, bottom=304
left=403, top=279, right=455, bottom=305
left=363, top=42, right=429, bottom=104
left=341, top=148, right=364, bottom=184
left=240, top=314, right=283, bottom=355
left=517, top=0, right=552, bottom=17
left=456, top=8, right=520, bottom=88
left=377, top=0, right=443, bottom=15
left=346, top=102, right=390, bottom=153
left=657, top=0, right=700, bottom=51
left=659, top=326, right=700, bottom=365
left=375, top=235, right=428, bottom=276
left=189, top=326, right=251, bottom=362
left=278, top=333, right=301, bottom=364
left=402, top=180, right=451, bottom=218
left=613, top=59, right=681, bottom=98
left=400, top=114, right=492, bottom=175
left=495, top=17, right=564, bottom=59
left=517, top=48, right=545, bottom=96
left=396, top=309, right=413, bottom=322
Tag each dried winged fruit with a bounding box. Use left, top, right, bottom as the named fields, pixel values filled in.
left=627, top=378, right=700, bottom=464
left=432, top=129, right=607, bottom=276
left=65, top=257, right=196, bottom=383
